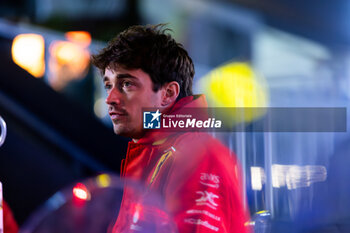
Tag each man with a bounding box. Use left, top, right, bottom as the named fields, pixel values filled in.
left=92, top=24, right=250, bottom=233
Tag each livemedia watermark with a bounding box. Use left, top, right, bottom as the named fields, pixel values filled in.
left=142, top=107, right=347, bottom=132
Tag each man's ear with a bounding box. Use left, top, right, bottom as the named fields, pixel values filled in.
left=161, top=81, right=180, bottom=107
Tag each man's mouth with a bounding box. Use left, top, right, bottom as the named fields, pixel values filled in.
left=109, top=111, right=127, bottom=120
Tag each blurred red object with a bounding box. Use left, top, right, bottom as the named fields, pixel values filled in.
left=3, top=200, right=19, bottom=233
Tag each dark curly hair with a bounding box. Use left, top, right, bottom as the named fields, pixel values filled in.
left=91, top=24, right=194, bottom=100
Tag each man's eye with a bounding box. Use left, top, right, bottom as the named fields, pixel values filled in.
left=122, top=81, right=133, bottom=88
left=104, top=84, right=112, bottom=90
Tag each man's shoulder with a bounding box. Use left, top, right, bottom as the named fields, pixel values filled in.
left=172, top=132, right=233, bottom=158
left=163, top=132, right=244, bottom=206
left=168, top=132, right=238, bottom=178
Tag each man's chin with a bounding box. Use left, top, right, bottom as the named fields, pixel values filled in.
left=113, top=125, right=144, bottom=139
left=113, top=126, right=130, bottom=137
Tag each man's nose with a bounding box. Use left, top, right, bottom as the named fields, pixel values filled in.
left=106, top=87, right=122, bottom=105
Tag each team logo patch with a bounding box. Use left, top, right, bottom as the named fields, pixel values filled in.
left=195, top=191, right=219, bottom=210
left=143, top=109, right=162, bottom=129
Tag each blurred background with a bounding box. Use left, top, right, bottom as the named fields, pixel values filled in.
left=1, top=0, right=350, bottom=232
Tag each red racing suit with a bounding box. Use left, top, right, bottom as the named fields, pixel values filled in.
left=110, top=95, right=250, bottom=233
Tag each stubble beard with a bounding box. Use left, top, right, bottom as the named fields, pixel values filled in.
left=112, top=119, right=144, bottom=139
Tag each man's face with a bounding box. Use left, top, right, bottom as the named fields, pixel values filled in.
left=103, top=67, right=164, bottom=139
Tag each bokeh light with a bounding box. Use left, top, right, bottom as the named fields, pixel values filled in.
left=96, top=174, right=111, bottom=188
left=11, top=33, right=45, bottom=78
left=65, top=31, right=92, bottom=48
left=48, top=40, right=90, bottom=90
left=94, top=98, right=108, bottom=119
left=199, top=62, right=269, bottom=124
left=73, top=183, right=91, bottom=201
